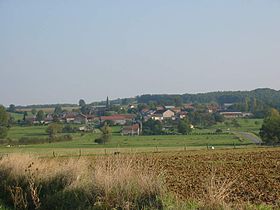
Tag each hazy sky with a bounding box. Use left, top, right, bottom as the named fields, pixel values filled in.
left=1, top=1, right=280, bottom=106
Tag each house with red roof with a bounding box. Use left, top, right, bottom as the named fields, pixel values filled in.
left=99, top=114, right=135, bottom=125
left=121, top=124, right=140, bottom=136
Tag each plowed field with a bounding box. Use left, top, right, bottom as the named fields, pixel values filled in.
left=145, top=148, right=280, bottom=205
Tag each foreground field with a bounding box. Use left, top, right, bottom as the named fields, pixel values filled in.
left=0, top=147, right=279, bottom=210
left=148, top=147, right=280, bottom=206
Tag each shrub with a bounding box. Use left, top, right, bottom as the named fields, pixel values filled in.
left=215, top=128, right=223, bottom=134
left=17, top=135, right=72, bottom=145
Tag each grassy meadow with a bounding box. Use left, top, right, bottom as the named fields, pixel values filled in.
left=0, top=118, right=263, bottom=156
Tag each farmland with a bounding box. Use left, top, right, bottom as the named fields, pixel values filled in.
left=2, top=116, right=277, bottom=209
left=0, top=118, right=263, bottom=156
left=0, top=147, right=279, bottom=209
left=0, top=117, right=279, bottom=209
left=148, top=147, right=280, bottom=206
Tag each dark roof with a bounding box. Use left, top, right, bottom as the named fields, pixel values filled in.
left=154, top=110, right=166, bottom=115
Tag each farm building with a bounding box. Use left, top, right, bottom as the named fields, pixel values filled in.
left=99, top=114, right=135, bottom=125
left=74, top=114, right=88, bottom=124
left=220, top=112, right=253, bottom=119
left=121, top=124, right=141, bottom=136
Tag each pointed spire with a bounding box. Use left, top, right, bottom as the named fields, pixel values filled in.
left=106, top=96, right=110, bottom=109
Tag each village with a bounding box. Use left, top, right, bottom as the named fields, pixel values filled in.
left=16, top=97, right=254, bottom=137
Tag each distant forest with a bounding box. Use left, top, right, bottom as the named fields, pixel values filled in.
left=136, top=88, right=280, bottom=115
left=137, top=88, right=279, bottom=105
left=14, top=88, right=280, bottom=116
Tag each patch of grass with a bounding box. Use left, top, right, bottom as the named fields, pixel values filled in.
left=211, top=118, right=263, bottom=133
left=8, top=112, right=23, bottom=121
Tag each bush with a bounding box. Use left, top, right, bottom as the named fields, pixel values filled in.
left=62, top=125, right=77, bottom=133
left=0, top=127, right=8, bottom=139
left=18, top=135, right=72, bottom=145
left=215, top=129, right=223, bottom=134
left=95, top=123, right=111, bottom=144
left=19, top=137, right=47, bottom=145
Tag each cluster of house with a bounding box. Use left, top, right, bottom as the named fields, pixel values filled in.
left=26, top=112, right=135, bottom=125
left=141, top=106, right=189, bottom=122
left=24, top=102, right=253, bottom=136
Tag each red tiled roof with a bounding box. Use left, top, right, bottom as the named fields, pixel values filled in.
left=100, top=114, right=135, bottom=121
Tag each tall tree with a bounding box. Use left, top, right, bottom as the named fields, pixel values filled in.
left=142, top=119, right=163, bottom=135
left=7, top=104, right=16, bottom=113
left=31, top=108, right=37, bottom=115
left=46, top=123, right=63, bottom=139
left=23, top=111, right=28, bottom=121
left=36, top=110, right=45, bottom=122
left=177, top=119, right=192, bottom=135
left=95, top=122, right=112, bottom=144
left=79, top=99, right=86, bottom=107
left=54, top=105, right=63, bottom=115
left=0, top=105, right=9, bottom=138
left=0, top=106, right=9, bottom=127
left=260, top=108, right=280, bottom=145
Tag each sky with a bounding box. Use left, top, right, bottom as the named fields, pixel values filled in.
left=0, top=0, right=280, bottom=106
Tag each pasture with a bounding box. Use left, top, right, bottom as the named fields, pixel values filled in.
left=0, top=118, right=263, bottom=156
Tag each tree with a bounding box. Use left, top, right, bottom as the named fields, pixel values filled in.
left=62, top=124, right=77, bottom=133
left=0, top=106, right=9, bottom=127
left=213, top=113, right=225, bottom=123
left=79, top=99, right=86, bottom=107
left=7, top=104, right=16, bottom=113
left=36, top=110, right=45, bottom=122
left=142, top=119, right=163, bottom=135
left=80, top=105, right=91, bottom=115
left=0, top=105, right=9, bottom=139
left=0, top=126, right=8, bottom=139
left=231, top=119, right=241, bottom=128
left=177, top=119, right=192, bottom=135
left=95, top=123, right=112, bottom=144
left=31, top=108, right=37, bottom=115
left=260, top=108, right=280, bottom=145
left=54, top=105, right=63, bottom=115
left=23, top=111, right=28, bottom=121
left=46, top=123, right=63, bottom=139
left=174, top=96, right=183, bottom=107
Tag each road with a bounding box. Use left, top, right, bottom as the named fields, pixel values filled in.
left=237, top=132, right=262, bottom=144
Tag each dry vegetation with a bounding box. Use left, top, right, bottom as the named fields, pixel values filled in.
left=0, top=148, right=279, bottom=210
left=0, top=155, right=163, bottom=210
left=147, top=148, right=280, bottom=209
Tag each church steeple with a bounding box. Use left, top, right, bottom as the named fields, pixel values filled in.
left=106, top=96, right=110, bottom=109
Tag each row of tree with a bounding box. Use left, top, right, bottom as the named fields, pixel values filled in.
left=137, top=88, right=280, bottom=116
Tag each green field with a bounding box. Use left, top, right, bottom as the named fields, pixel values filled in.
left=8, top=112, right=24, bottom=121
left=0, top=118, right=263, bottom=156
left=211, top=118, right=263, bottom=133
